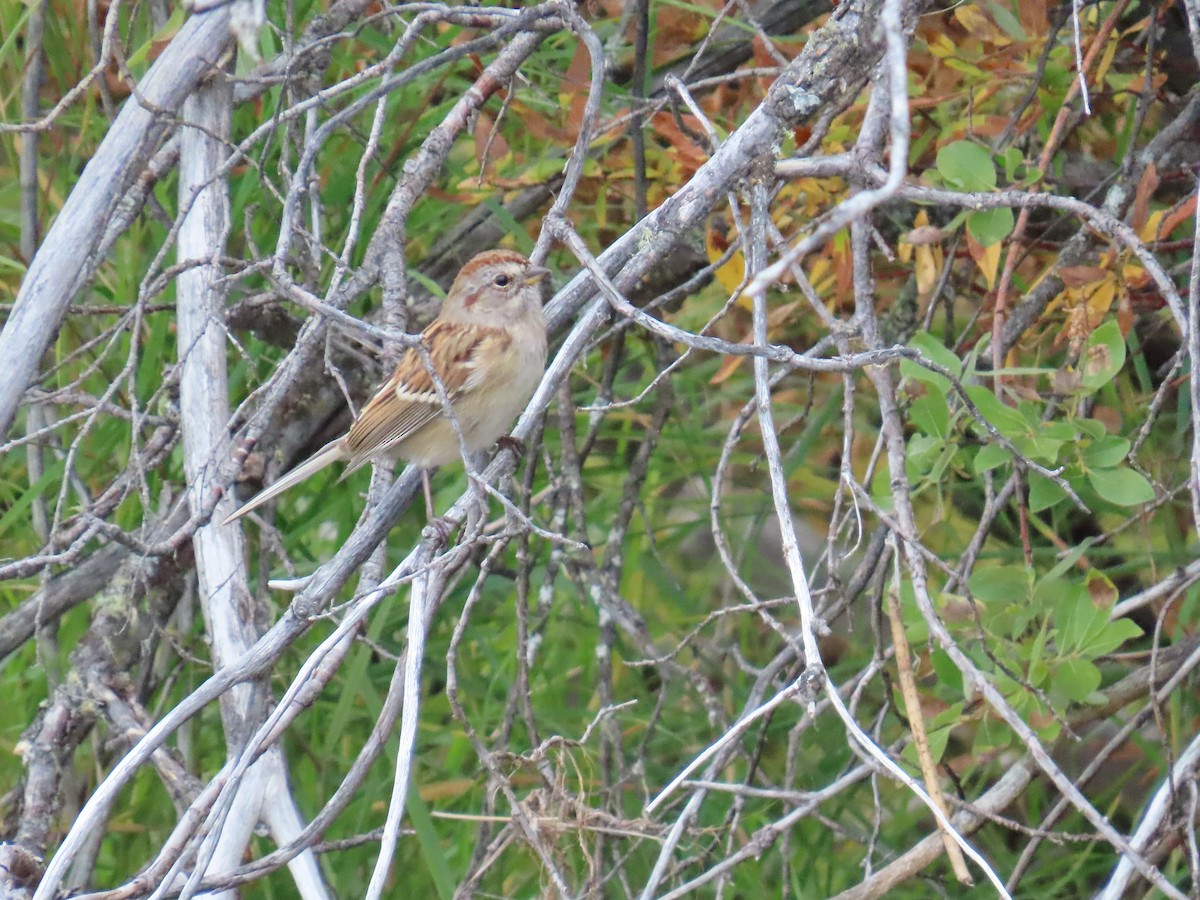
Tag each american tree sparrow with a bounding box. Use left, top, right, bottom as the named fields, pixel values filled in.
left=223, top=249, right=549, bottom=525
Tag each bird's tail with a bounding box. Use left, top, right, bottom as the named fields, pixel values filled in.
left=222, top=440, right=347, bottom=525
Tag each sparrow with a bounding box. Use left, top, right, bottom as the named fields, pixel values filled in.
left=222, top=249, right=549, bottom=525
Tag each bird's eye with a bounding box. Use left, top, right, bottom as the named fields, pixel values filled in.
left=493, top=274, right=511, bottom=288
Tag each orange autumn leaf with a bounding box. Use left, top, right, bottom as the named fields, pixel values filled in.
left=653, top=4, right=710, bottom=67
left=472, top=111, right=510, bottom=176
left=1019, top=0, right=1050, bottom=36
left=1058, top=265, right=1110, bottom=288
left=650, top=110, right=710, bottom=172
left=751, top=33, right=784, bottom=68
left=1117, top=283, right=1134, bottom=336
left=708, top=353, right=745, bottom=386
left=832, top=232, right=853, bottom=300
left=709, top=301, right=803, bottom=385
left=1154, top=194, right=1197, bottom=241
left=560, top=40, right=592, bottom=141
left=510, top=99, right=569, bottom=144
left=1129, top=163, right=1159, bottom=235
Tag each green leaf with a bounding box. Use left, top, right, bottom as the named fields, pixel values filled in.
left=974, top=715, right=1014, bottom=754
left=1087, top=467, right=1154, bottom=506
left=974, top=442, right=1011, bottom=473
left=966, top=207, right=1014, bottom=246
left=1029, top=623, right=1050, bottom=668
left=406, top=784, right=457, bottom=900
left=1000, top=145, right=1024, bottom=181
left=937, top=141, right=998, bottom=191
left=1041, top=422, right=1079, bottom=441
left=1028, top=657, right=1049, bottom=688
left=1081, top=320, right=1127, bottom=391
left=1036, top=717, right=1064, bottom=744
left=898, top=582, right=928, bottom=642
left=902, top=721, right=952, bottom=768
left=1007, top=593, right=1045, bottom=637
left=128, top=4, right=187, bottom=70
left=1053, top=657, right=1102, bottom=703
left=0, top=475, right=54, bottom=539
left=1029, top=436, right=1065, bottom=465
left=1083, top=435, right=1130, bottom=469
left=1051, top=585, right=1101, bottom=653
left=1046, top=538, right=1097, bottom=581
left=929, top=651, right=963, bottom=694
left=968, top=565, right=1031, bottom=604
left=907, top=433, right=943, bottom=478
left=0, top=253, right=26, bottom=275
left=1028, top=471, right=1067, bottom=512
left=910, top=392, right=950, bottom=438
left=901, top=332, right=963, bottom=392
left=1036, top=576, right=1083, bottom=611
left=1082, top=618, right=1143, bottom=656
left=1018, top=400, right=1046, bottom=428
left=927, top=443, right=956, bottom=481
left=985, top=1, right=1026, bottom=42
left=911, top=331, right=964, bottom=373
left=965, top=385, right=1028, bottom=438
left=871, top=462, right=895, bottom=511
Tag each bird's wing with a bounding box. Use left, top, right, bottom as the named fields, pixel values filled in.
left=343, top=319, right=508, bottom=467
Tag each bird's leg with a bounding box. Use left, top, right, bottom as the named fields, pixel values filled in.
left=421, top=469, right=436, bottom=521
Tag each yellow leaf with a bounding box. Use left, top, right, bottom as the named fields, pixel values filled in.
left=967, top=232, right=1001, bottom=289
left=928, top=33, right=958, bottom=59
left=945, top=58, right=988, bottom=80
left=915, top=244, right=938, bottom=295
left=1094, top=33, right=1120, bottom=87
left=1083, top=279, right=1117, bottom=325
left=705, top=228, right=746, bottom=297
left=1045, top=288, right=1069, bottom=316
left=1138, top=209, right=1165, bottom=243
left=1121, top=263, right=1149, bottom=288
left=953, top=4, right=1008, bottom=45
left=808, top=257, right=836, bottom=295
left=898, top=209, right=926, bottom=264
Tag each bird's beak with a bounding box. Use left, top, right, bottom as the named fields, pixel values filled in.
left=524, top=266, right=551, bottom=286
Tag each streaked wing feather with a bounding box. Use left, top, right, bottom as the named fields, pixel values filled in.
left=343, top=390, right=441, bottom=471
left=344, top=319, right=504, bottom=465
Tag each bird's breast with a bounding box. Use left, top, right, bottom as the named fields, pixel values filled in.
left=459, top=326, right=547, bottom=450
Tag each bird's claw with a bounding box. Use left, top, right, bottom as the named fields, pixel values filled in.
left=496, top=435, right=525, bottom=458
